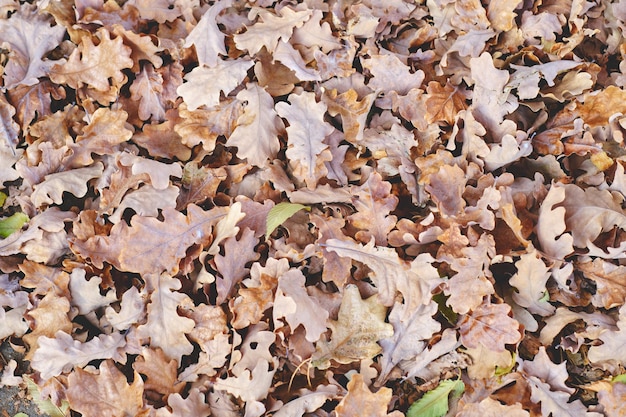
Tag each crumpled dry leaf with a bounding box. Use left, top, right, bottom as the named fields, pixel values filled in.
left=49, top=28, right=133, bottom=91
left=66, top=360, right=147, bottom=417
left=311, top=284, right=393, bottom=370
left=335, top=374, right=402, bottom=417
left=31, top=331, right=127, bottom=380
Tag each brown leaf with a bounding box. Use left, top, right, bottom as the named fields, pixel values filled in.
left=335, top=374, right=400, bottom=417
left=103, top=204, right=229, bottom=276
left=348, top=172, right=398, bottom=246
left=424, top=81, right=469, bottom=125
left=458, top=302, right=522, bottom=352
left=66, top=360, right=147, bottom=417
left=133, top=348, right=185, bottom=401
left=49, top=28, right=133, bottom=91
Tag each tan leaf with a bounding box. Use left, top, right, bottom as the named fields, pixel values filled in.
left=226, top=83, right=284, bottom=167
left=348, top=171, right=398, bottom=246
left=229, top=260, right=283, bottom=329
left=0, top=6, right=65, bottom=89
left=68, top=268, right=117, bottom=315
left=112, top=24, right=163, bottom=72
left=487, top=0, right=522, bottom=31
left=68, top=108, right=133, bottom=167
left=273, top=269, right=330, bottom=342
left=234, top=7, right=312, bottom=55
left=213, top=359, right=276, bottom=403
left=66, top=360, right=146, bottom=417
left=129, top=64, right=166, bottom=121
left=362, top=54, right=424, bottom=95
left=311, top=284, right=393, bottom=370
left=214, top=228, right=260, bottom=304
left=179, top=302, right=228, bottom=351
left=509, top=248, right=555, bottom=315
left=133, top=348, right=185, bottom=400
left=103, top=204, right=229, bottom=276
left=323, top=238, right=410, bottom=307
left=31, top=331, right=127, bottom=380
left=597, top=382, right=626, bottom=417
left=335, top=374, right=398, bottom=417
left=156, top=388, right=212, bottom=417
left=424, top=81, right=469, bottom=125
left=132, top=117, right=191, bottom=161
left=536, top=183, right=574, bottom=260
left=30, top=163, right=104, bottom=208
left=177, top=161, right=227, bottom=209
left=136, top=274, right=196, bottom=364
left=323, top=88, right=376, bottom=143
left=175, top=100, right=240, bottom=153
left=184, top=0, right=232, bottom=67
left=578, top=258, right=626, bottom=309
left=177, top=59, right=253, bottom=110
left=276, top=90, right=333, bottom=189
left=457, top=397, right=529, bottom=417
left=458, top=302, right=522, bottom=352
left=49, top=28, right=133, bottom=91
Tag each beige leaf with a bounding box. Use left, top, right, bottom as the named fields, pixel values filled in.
left=536, top=183, right=574, bottom=260
left=136, top=274, right=196, bottom=364
left=66, top=360, right=146, bottom=417
left=273, top=269, right=329, bottom=342
left=31, top=163, right=104, bottom=208
left=49, top=28, right=133, bottom=91
left=311, top=284, right=393, bottom=369
left=458, top=302, right=522, bottom=352
left=184, top=0, right=232, bottom=67
left=177, top=59, right=254, bottom=110
left=234, top=7, right=312, bottom=55
left=31, top=331, right=127, bottom=380
left=276, top=90, right=333, bottom=189
left=226, top=83, right=284, bottom=167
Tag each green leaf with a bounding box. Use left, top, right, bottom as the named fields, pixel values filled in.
left=613, top=373, right=626, bottom=384
left=265, top=202, right=310, bottom=239
left=24, top=376, right=70, bottom=417
left=13, top=414, right=29, bottom=417
left=0, top=212, right=29, bottom=238
left=406, top=379, right=464, bottom=417
left=0, top=191, right=7, bottom=206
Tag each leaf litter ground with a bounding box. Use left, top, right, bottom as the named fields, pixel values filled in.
left=2, top=1, right=626, bottom=416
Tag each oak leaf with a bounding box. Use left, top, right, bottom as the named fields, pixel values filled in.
left=347, top=171, right=398, bottom=246
left=0, top=6, right=65, bottom=89
left=175, top=100, right=240, bottom=153
left=31, top=331, right=127, bottom=380
left=132, top=118, right=191, bottom=161
left=458, top=302, right=522, bottom=352
left=311, top=284, right=393, bottom=370
left=214, top=228, right=260, bottom=305
left=184, top=0, right=232, bottom=67
left=588, top=304, right=626, bottom=367
left=234, top=7, right=312, bottom=55
left=362, top=54, right=424, bottom=95
left=68, top=268, right=117, bottom=315
left=66, top=360, right=147, bottom=417
left=578, top=259, right=626, bottom=309
left=136, top=274, right=196, bottom=364
left=133, top=347, right=185, bottom=400
left=111, top=24, right=163, bottom=72
left=509, top=248, right=555, bottom=316
left=536, top=183, right=574, bottom=260
left=323, top=88, right=376, bottom=143
left=276, top=90, right=333, bottom=189
left=129, top=64, right=166, bottom=122
left=49, top=28, right=133, bottom=91
left=335, top=374, right=401, bottom=417
left=323, top=238, right=409, bottom=306
left=104, top=286, right=146, bottom=332
left=177, top=59, right=253, bottom=110
left=103, top=204, right=229, bottom=276
left=273, top=269, right=329, bottom=342
left=155, top=388, right=211, bottom=417
left=30, top=163, right=103, bottom=208
left=273, top=385, right=340, bottom=417
left=226, top=83, right=284, bottom=167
